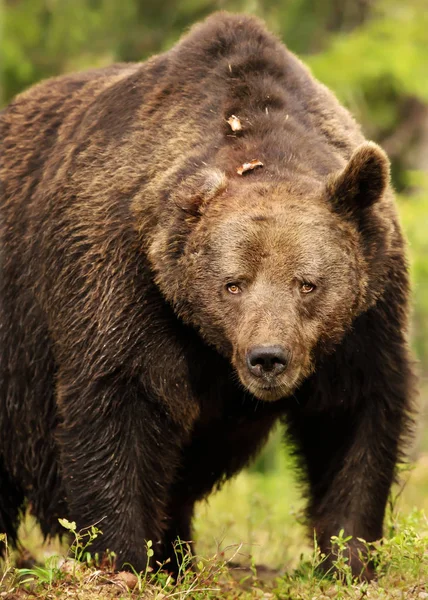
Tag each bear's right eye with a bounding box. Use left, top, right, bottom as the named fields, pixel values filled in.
left=301, top=282, right=316, bottom=294
left=226, top=283, right=242, bottom=295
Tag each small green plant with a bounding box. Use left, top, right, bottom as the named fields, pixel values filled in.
left=14, top=518, right=103, bottom=591
left=58, top=517, right=101, bottom=567
left=329, top=529, right=357, bottom=587
left=372, top=508, right=428, bottom=585
left=18, top=555, right=63, bottom=588
left=0, top=533, right=14, bottom=593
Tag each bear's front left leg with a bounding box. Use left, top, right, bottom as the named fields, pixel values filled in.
left=286, top=406, right=387, bottom=580
left=56, top=372, right=187, bottom=572
left=285, top=312, right=414, bottom=581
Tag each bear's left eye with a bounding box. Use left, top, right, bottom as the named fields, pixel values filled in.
left=301, top=282, right=316, bottom=294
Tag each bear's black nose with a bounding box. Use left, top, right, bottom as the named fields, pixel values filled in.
left=246, top=345, right=289, bottom=378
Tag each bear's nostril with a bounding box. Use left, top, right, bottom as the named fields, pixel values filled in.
left=246, top=345, right=289, bottom=378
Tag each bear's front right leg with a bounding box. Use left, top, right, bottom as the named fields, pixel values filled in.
left=56, top=372, right=186, bottom=572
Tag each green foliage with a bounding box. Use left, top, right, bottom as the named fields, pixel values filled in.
left=2, top=464, right=428, bottom=597
left=18, top=556, right=64, bottom=588
left=58, top=517, right=102, bottom=567
left=373, top=508, right=428, bottom=585
left=307, top=0, right=428, bottom=107
left=398, top=183, right=428, bottom=364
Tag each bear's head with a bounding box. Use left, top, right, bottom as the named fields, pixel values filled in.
left=147, top=142, right=393, bottom=401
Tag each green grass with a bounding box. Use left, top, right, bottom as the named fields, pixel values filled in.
left=2, top=434, right=428, bottom=599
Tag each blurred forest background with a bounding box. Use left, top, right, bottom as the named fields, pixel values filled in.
left=1, top=0, right=427, bottom=442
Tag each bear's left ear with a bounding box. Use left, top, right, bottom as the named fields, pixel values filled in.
left=173, top=168, right=227, bottom=216
left=327, top=142, right=390, bottom=215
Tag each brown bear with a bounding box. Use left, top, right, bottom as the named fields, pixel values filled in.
left=0, top=12, right=415, bottom=580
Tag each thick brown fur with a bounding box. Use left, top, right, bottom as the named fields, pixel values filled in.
left=0, top=12, right=415, bottom=580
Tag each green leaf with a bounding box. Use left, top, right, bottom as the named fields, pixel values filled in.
left=58, top=518, right=77, bottom=532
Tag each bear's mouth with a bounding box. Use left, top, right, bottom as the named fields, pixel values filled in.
left=236, top=368, right=302, bottom=402
left=250, top=383, right=295, bottom=402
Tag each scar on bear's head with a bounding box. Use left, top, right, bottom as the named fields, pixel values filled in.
left=251, top=215, right=270, bottom=222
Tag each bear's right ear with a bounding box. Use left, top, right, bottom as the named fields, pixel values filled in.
left=327, top=142, right=390, bottom=217
left=173, top=168, right=227, bottom=216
